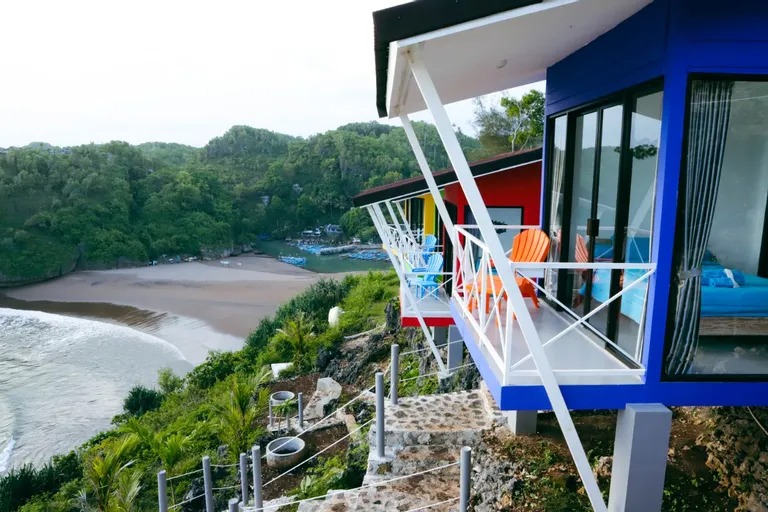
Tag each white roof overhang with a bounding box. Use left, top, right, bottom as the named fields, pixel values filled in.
left=385, top=0, right=652, bottom=118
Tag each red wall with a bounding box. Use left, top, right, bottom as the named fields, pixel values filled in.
left=443, top=161, right=542, bottom=225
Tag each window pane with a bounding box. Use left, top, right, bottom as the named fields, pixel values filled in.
left=616, top=91, right=663, bottom=357
left=565, top=112, right=597, bottom=306
left=667, top=79, right=768, bottom=377
left=545, top=115, right=567, bottom=297
left=586, top=105, right=623, bottom=338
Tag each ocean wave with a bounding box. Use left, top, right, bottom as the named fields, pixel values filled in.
left=0, top=308, right=193, bottom=469
left=0, top=307, right=187, bottom=362
left=0, top=438, right=15, bottom=474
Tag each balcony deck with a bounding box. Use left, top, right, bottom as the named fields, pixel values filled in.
left=450, top=297, right=644, bottom=387
left=400, top=284, right=454, bottom=327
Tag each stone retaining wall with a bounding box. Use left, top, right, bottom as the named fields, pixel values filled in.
left=696, top=406, right=768, bottom=511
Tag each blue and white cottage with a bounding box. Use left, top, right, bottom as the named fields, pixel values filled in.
left=364, top=1, right=768, bottom=510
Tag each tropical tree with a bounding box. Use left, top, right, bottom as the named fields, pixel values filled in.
left=78, top=436, right=139, bottom=512
left=500, top=89, right=545, bottom=151
left=272, top=312, right=316, bottom=370
left=212, top=374, right=269, bottom=459
left=472, top=90, right=546, bottom=156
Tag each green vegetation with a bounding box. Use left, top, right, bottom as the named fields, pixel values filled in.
left=472, top=89, right=545, bottom=157
left=0, top=122, right=479, bottom=282
left=0, top=272, right=398, bottom=511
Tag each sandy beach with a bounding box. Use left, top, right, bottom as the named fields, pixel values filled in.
left=1, top=254, right=332, bottom=363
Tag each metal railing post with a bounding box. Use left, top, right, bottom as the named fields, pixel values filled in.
left=202, top=456, right=214, bottom=512
left=239, top=452, right=248, bottom=505
left=228, top=497, right=239, bottom=512
left=298, top=392, right=304, bottom=429
left=460, top=446, right=472, bottom=512
left=375, top=371, right=385, bottom=458
left=252, top=445, right=263, bottom=511
left=157, top=470, right=168, bottom=512
left=390, top=344, right=399, bottom=405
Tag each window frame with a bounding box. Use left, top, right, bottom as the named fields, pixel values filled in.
left=663, top=73, right=768, bottom=382
left=542, top=78, right=664, bottom=363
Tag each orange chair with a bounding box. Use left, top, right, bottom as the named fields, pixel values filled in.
left=466, top=229, right=551, bottom=313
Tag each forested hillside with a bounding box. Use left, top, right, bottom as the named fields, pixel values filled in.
left=0, top=122, right=480, bottom=283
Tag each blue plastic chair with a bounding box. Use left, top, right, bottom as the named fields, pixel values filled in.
left=411, top=252, right=444, bottom=298
left=421, top=234, right=437, bottom=262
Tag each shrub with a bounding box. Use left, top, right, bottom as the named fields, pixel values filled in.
left=274, top=278, right=348, bottom=328
left=157, top=367, right=184, bottom=394
left=186, top=350, right=242, bottom=389
left=123, top=385, right=163, bottom=417
left=0, top=452, right=81, bottom=511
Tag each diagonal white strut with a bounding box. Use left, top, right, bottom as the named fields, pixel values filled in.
left=399, top=114, right=458, bottom=251
left=405, top=49, right=608, bottom=512
left=367, top=203, right=448, bottom=375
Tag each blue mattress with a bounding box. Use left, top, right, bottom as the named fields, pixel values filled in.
left=589, top=267, right=768, bottom=323
left=701, top=273, right=768, bottom=317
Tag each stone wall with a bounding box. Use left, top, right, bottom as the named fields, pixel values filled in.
left=696, top=406, right=768, bottom=511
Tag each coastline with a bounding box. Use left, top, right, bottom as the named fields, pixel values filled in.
left=0, top=255, right=331, bottom=364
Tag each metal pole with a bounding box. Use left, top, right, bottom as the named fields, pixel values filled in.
left=252, top=445, right=263, bottom=511
left=390, top=344, right=399, bottom=405
left=157, top=470, right=168, bottom=512
left=228, top=497, right=239, bottom=512
left=239, top=452, right=248, bottom=505
left=459, top=447, right=471, bottom=512
left=375, top=371, right=385, bottom=458
left=298, top=392, right=304, bottom=429
left=268, top=400, right=273, bottom=428
left=202, top=456, right=214, bottom=512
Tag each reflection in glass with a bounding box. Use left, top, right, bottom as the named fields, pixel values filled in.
left=615, top=92, right=663, bottom=355
left=667, top=80, right=768, bottom=376
left=545, top=116, right=567, bottom=296
left=566, top=112, right=597, bottom=308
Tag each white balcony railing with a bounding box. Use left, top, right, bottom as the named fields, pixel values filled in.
left=401, top=270, right=453, bottom=318
left=453, top=225, right=656, bottom=386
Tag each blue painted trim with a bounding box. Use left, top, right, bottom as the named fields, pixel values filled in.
left=449, top=299, right=502, bottom=404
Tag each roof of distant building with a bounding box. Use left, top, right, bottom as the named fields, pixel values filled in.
left=352, top=147, right=541, bottom=207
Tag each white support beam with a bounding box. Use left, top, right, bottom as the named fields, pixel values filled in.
left=400, top=114, right=457, bottom=249
left=368, top=204, right=448, bottom=374
left=394, top=200, right=418, bottom=242
left=406, top=48, right=608, bottom=512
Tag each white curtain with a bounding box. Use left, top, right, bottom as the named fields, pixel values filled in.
left=666, top=80, right=734, bottom=375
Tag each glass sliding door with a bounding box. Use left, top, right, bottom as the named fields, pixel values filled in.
left=616, top=91, right=663, bottom=356
left=585, top=105, right=623, bottom=338
left=544, top=82, right=663, bottom=365
left=563, top=112, right=597, bottom=310
left=545, top=116, right=567, bottom=298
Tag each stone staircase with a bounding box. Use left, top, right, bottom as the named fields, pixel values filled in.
left=298, top=390, right=495, bottom=512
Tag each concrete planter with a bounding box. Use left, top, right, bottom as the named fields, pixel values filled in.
left=266, top=437, right=305, bottom=468
left=270, top=391, right=295, bottom=405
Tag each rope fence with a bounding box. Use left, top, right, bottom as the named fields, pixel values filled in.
left=167, top=493, right=204, bottom=510
left=166, top=468, right=203, bottom=481
left=263, top=418, right=374, bottom=488
left=158, top=337, right=475, bottom=512
left=404, top=497, right=460, bottom=512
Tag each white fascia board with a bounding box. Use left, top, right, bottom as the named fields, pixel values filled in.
left=397, top=0, right=580, bottom=49
left=386, top=0, right=578, bottom=117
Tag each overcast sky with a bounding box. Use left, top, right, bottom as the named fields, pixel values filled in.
left=0, top=0, right=544, bottom=148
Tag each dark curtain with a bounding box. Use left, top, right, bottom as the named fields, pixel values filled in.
left=666, top=80, right=734, bottom=375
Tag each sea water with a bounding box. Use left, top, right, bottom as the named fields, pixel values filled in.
left=0, top=308, right=193, bottom=473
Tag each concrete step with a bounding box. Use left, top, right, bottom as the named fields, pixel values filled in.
left=299, top=469, right=460, bottom=512
left=369, top=390, right=493, bottom=449
left=365, top=444, right=461, bottom=482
